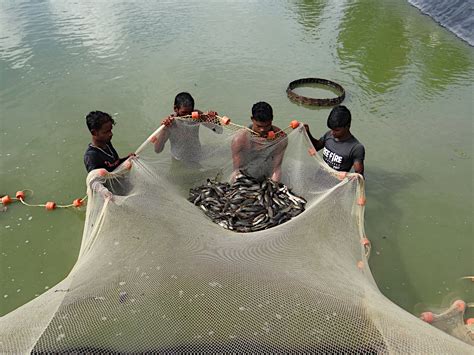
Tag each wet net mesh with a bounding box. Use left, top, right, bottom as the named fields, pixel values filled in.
left=0, top=118, right=471, bottom=353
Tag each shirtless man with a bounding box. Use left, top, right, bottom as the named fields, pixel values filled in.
left=231, top=101, right=287, bottom=182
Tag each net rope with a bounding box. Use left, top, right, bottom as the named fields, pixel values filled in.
left=0, top=119, right=471, bottom=354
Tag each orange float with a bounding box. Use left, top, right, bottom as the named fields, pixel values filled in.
left=1, top=195, right=12, bottom=205
left=98, top=169, right=107, bottom=177
left=191, top=111, right=200, bottom=119
left=267, top=131, right=275, bottom=140
left=220, top=116, right=231, bottom=125
left=149, top=135, right=158, bottom=143
left=16, top=191, right=25, bottom=200
left=466, top=318, right=474, bottom=325
left=73, top=198, right=83, bottom=207
left=357, top=197, right=366, bottom=206
left=420, top=312, right=434, bottom=324
left=45, top=202, right=56, bottom=211
left=453, top=300, right=466, bottom=312
left=290, top=120, right=299, bottom=129
left=361, top=238, right=370, bottom=247
left=308, top=147, right=316, bottom=156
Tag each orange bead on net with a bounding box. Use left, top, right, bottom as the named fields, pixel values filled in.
left=220, top=116, right=231, bottom=125
left=453, top=300, right=466, bottom=312
left=1, top=195, right=12, bottom=205
left=420, top=312, right=434, bottom=324
left=191, top=111, right=200, bottom=119
left=45, top=202, right=56, bottom=211
left=290, top=120, right=299, bottom=129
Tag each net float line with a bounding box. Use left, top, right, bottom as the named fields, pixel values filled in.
left=142, top=112, right=303, bottom=155
left=1, top=190, right=87, bottom=211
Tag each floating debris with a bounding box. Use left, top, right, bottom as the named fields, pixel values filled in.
left=188, top=171, right=306, bottom=232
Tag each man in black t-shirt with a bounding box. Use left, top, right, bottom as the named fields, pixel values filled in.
left=84, top=111, right=133, bottom=200
left=84, top=111, right=130, bottom=173
left=305, top=105, right=365, bottom=176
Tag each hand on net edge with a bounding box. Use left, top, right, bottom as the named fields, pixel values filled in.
left=161, top=116, right=175, bottom=127
left=101, top=189, right=115, bottom=202
left=91, top=180, right=115, bottom=202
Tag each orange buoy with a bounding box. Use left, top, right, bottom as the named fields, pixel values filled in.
left=308, top=147, right=316, bottom=156
left=466, top=318, right=474, bottom=325
left=191, top=111, right=200, bottom=119
left=357, top=261, right=364, bottom=269
left=453, top=300, right=466, bottom=312
left=73, top=198, right=83, bottom=207
left=2, top=195, right=12, bottom=205
left=124, top=160, right=132, bottom=170
left=98, top=169, right=107, bottom=177
left=420, top=312, right=434, bottom=324
left=45, top=202, right=56, bottom=211
left=361, top=238, right=370, bottom=247
left=16, top=191, right=25, bottom=200
left=338, top=172, right=348, bottom=180
left=290, top=120, right=299, bottom=129
left=149, top=135, right=158, bottom=143
left=357, top=197, right=366, bottom=206
left=266, top=131, right=275, bottom=140
left=220, top=116, right=231, bottom=125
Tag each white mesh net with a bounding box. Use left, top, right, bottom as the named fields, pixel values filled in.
left=0, top=119, right=471, bottom=354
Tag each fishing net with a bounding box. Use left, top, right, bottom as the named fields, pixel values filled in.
left=0, top=117, right=471, bottom=354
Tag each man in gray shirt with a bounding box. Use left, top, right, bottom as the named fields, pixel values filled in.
left=305, top=105, right=365, bottom=176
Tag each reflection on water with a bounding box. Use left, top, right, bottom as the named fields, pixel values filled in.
left=47, top=1, right=125, bottom=58
left=0, top=0, right=473, bottom=319
left=0, top=2, right=33, bottom=69
left=291, top=0, right=327, bottom=40
left=338, top=2, right=410, bottom=95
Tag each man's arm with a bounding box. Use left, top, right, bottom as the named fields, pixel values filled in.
left=353, top=161, right=364, bottom=176
left=270, top=137, right=288, bottom=182
left=303, top=124, right=324, bottom=151
left=154, top=116, right=173, bottom=153
left=352, top=144, right=365, bottom=176
left=230, top=130, right=248, bottom=181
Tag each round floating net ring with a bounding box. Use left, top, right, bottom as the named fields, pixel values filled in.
left=286, top=78, right=345, bottom=106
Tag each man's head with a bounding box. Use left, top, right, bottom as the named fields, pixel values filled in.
left=251, top=101, right=273, bottom=137
left=174, top=92, right=195, bottom=116
left=86, top=111, right=115, bottom=144
left=327, top=105, right=351, bottom=140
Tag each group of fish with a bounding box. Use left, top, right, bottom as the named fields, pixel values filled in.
left=188, top=171, right=306, bottom=232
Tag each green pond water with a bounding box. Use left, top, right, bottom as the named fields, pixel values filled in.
left=0, top=0, right=472, bottom=318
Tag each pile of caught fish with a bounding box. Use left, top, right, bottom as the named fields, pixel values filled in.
left=188, top=171, right=306, bottom=232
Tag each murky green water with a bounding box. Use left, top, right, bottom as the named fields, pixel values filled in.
left=1, top=0, right=472, bottom=317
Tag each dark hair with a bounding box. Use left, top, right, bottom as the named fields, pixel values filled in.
left=327, top=105, right=351, bottom=129
left=174, top=92, right=195, bottom=109
left=251, top=101, right=273, bottom=122
left=85, top=111, right=115, bottom=132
